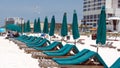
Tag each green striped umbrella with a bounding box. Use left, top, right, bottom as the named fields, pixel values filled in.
left=49, top=15, right=55, bottom=36
left=72, top=10, right=80, bottom=44
left=96, top=6, right=106, bottom=52
left=43, top=16, right=49, bottom=34
left=61, top=12, right=68, bottom=38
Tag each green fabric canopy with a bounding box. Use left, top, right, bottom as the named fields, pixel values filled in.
left=6, top=24, right=21, bottom=32
left=72, top=10, right=80, bottom=39
left=61, top=12, right=68, bottom=37
left=49, top=15, right=56, bottom=36
left=96, top=6, right=106, bottom=45
left=43, top=17, right=49, bottom=34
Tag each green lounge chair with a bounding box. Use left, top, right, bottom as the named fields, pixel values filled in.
left=39, top=50, right=107, bottom=68
left=15, top=36, right=32, bottom=45
left=36, top=44, right=79, bottom=59
left=53, top=49, right=90, bottom=61
left=26, top=37, right=43, bottom=46
left=31, top=41, right=63, bottom=59
left=18, top=37, right=43, bottom=49
left=110, top=57, right=120, bottom=68
left=19, top=38, right=49, bottom=49
left=24, top=39, right=51, bottom=53
left=33, top=41, right=63, bottom=51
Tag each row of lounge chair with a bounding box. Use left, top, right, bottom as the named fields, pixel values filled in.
left=9, top=35, right=120, bottom=68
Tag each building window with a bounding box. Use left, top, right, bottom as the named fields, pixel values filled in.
left=84, top=16, right=86, bottom=19
left=84, top=2, right=87, bottom=4
left=90, top=15, right=93, bottom=19
left=87, top=15, right=89, bottom=19
left=98, top=0, right=101, bottom=1
left=83, top=9, right=87, bottom=11
left=107, top=14, right=114, bottom=18
left=84, top=5, right=87, bottom=8
left=97, top=7, right=101, bottom=10
left=98, top=2, right=101, bottom=5
left=118, top=4, right=120, bottom=8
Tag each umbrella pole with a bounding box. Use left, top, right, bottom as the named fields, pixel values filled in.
left=74, top=40, right=76, bottom=45
left=50, top=36, right=51, bottom=41
left=61, top=37, right=63, bottom=42
left=97, top=43, right=100, bottom=53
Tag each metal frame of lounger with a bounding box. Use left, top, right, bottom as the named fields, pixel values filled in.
left=90, top=42, right=116, bottom=49
left=38, top=51, right=107, bottom=68
left=39, top=59, right=104, bottom=68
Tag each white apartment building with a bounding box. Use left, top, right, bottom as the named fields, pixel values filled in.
left=5, top=17, right=24, bottom=25
left=83, top=0, right=120, bottom=32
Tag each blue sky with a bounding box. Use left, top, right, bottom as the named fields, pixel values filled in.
left=0, top=0, right=83, bottom=26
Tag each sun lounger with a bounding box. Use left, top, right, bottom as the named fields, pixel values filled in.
left=110, top=57, right=120, bottom=68
left=31, top=41, right=63, bottom=58
left=33, top=41, right=63, bottom=51
left=18, top=36, right=37, bottom=46
left=19, top=38, right=49, bottom=49
left=90, top=42, right=116, bottom=49
left=35, top=44, right=79, bottom=59
left=26, top=37, right=43, bottom=46
left=77, top=39, right=85, bottom=44
left=23, top=36, right=37, bottom=44
left=52, top=49, right=90, bottom=61
left=24, top=39, right=51, bottom=53
left=12, top=35, right=27, bottom=41
left=14, top=36, right=33, bottom=45
left=38, top=50, right=108, bottom=68
left=11, top=35, right=27, bottom=44
left=18, top=37, right=43, bottom=49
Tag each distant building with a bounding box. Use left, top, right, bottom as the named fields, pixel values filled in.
left=82, top=0, right=120, bottom=32
left=5, top=17, right=24, bottom=26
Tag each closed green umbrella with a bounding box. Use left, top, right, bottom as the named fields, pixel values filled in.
left=23, top=22, right=27, bottom=33
left=96, top=6, right=106, bottom=52
left=43, top=16, right=49, bottom=34
left=33, top=19, right=37, bottom=33
left=61, top=12, right=68, bottom=42
left=37, top=17, right=41, bottom=33
left=26, top=20, right=31, bottom=32
left=72, top=10, right=80, bottom=44
left=61, top=12, right=68, bottom=37
left=49, top=15, right=55, bottom=36
left=20, top=23, right=23, bottom=34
